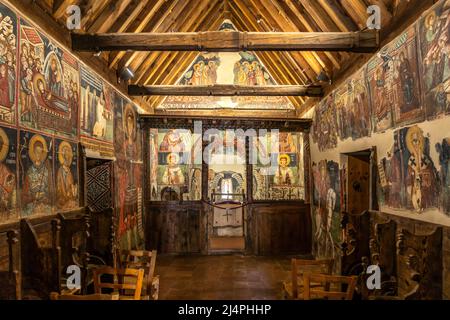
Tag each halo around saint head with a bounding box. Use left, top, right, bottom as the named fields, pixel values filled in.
left=405, top=125, right=425, bottom=154
left=58, top=141, right=73, bottom=165
left=167, top=152, right=180, bottom=165
left=0, top=128, right=9, bottom=162
left=278, top=154, right=291, bottom=166
left=28, top=134, right=48, bottom=163
left=32, top=73, right=46, bottom=94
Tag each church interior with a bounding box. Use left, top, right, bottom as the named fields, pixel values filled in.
left=0, top=0, right=449, bottom=302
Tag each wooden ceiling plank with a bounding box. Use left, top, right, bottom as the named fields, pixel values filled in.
left=340, top=0, right=369, bottom=29
left=107, top=0, right=172, bottom=68
left=258, top=0, right=337, bottom=71
left=132, top=0, right=216, bottom=83
left=235, top=0, right=322, bottom=76
left=139, top=0, right=222, bottom=86
left=86, top=0, right=133, bottom=33
left=282, top=0, right=345, bottom=67
left=230, top=2, right=305, bottom=106
left=52, top=0, right=78, bottom=20
left=316, top=0, right=358, bottom=32
left=107, top=0, right=151, bottom=33
left=118, top=0, right=190, bottom=71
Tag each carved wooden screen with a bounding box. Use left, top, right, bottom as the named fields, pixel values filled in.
left=87, top=162, right=113, bottom=212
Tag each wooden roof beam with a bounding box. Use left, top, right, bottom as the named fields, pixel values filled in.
left=129, top=84, right=324, bottom=97
left=72, top=30, right=379, bottom=53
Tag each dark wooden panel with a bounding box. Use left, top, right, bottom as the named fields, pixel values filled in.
left=251, top=202, right=311, bottom=256
left=443, top=228, right=450, bottom=300
left=146, top=202, right=202, bottom=254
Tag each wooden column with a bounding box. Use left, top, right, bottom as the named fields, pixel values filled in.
left=303, top=131, right=312, bottom=204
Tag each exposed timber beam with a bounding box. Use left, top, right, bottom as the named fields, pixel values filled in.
left=128, top=84, right=324, bottom=97
left=72, top=30, right=379, bottom=53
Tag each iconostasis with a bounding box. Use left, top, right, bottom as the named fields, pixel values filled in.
left=148, top=127, right=306, bottom=203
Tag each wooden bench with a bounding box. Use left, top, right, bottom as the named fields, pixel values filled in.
left=0, top=228, right=21, bottom=300
left=50, top=292, right=119, bottom=300
left=20, top=217, right=62, bottom=299
left=58, top=208, right=90, bottom=294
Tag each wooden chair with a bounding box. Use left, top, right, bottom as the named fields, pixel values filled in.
left=50, top=292, right=119, bottom=300
left=282, top=259, right=334, bottom=299
left=93, top=267, right=144, bottom=300
left=303, top=274, right=358, bottom=300
left=118, top=250, right=160, bottom=300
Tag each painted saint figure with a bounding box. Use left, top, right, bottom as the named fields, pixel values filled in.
left=274, top=154, right=294, bottom=185
left=405, top=126, right=439, bottom=212
left=56, top=141, right=77, bottom=209
left=0, top=128, right=15, bottom=220
left=162, top=153, right=185, bottom=185
left=22, top=134, right=53, bottom=216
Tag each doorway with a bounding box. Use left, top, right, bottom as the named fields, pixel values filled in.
left=341, top=149, right=373, bottom=277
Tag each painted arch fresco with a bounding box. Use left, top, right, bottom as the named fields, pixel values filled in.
left=0, top=1, right=144, bottom=249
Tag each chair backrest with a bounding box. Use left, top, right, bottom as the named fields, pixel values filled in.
left=303, top=273, right=358, bottom=300
left=291, top=259, right=334, bottom=299
left=50, top=292, right=119, bottom=300
left=93, top=267, right=144, bottom=300
left=119, top=250, right=157, bottom=294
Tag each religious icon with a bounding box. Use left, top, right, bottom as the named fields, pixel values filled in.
left=273, top=154, right=294, bottom=186
left=19, top=20, right=79, bottom=137
left=312, top=160, right=340, bottom=259
left=0, top=3, right=17, bottom=125
left=159, top=129, right=186, bottom=152
left=405, top=126, right=439, bottom=212
left=20, top=133, right=53, bottom=216
left=162, top=153, right=185, bottom=185
left=123, top=103, right=138, bottom=161
left=0, top=127, right=16, bottom=221
left=80, top=65, right=113, bottom=142
left=56, top=140, right=78, bottom=210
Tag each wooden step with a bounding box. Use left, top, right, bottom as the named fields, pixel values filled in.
left=209, top=236, right=245, bottom=251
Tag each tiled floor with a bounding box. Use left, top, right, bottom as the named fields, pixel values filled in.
left=155, top=254, right=306, bottom=300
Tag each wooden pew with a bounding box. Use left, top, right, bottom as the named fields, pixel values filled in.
left=367, top=214, right=397, bottom=298
left=0, top=227, right=21, bottom=300
left=58, top=208, right=90, bottom=294
left=87, top=207, right=116, bottom=267
left=20, top=217, right=62, bottom=299
left=396, top=226, right=442, bottom=300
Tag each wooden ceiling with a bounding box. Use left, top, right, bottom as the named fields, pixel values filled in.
left=35, top=0, right=430, bottom=114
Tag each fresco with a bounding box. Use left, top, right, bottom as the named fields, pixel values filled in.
left=19, top=19, right=79, bottom=137
left=0, top=3, right=17, bottom=125
left=379, top=125, right=440, bottom=212
left=0, top=125, right=17, bottom=222
left=80, top=65, right=113, bottom=142
left=159, top=21, right=294, bottom=111
left=150, top=128, right=202, bottom=201
left=436, top=137, right=450, bottom=215
left=334, top=68, right=370, bottom=140
left=114, top=93, right=144, bottom=249
left=253, top=132, right=305, bottom=200
left=19, top=130, right=54, bottom=217
left=367, top=27, right=424, bottom=130
left=55, top=139, right=78, bottom=210
left=312, top=160, right=340, bottom=259
left=311, top=94, right=339, bottom=152
left=418, top=0, right=450, bottom=119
